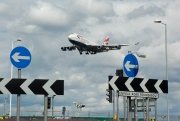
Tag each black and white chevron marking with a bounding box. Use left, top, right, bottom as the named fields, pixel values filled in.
left=0, top=78, right=64, bottom=95
left=108, top=76, right=168, bottom=93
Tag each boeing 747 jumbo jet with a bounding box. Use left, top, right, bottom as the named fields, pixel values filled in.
left=61, top=33, right=131, bottom=55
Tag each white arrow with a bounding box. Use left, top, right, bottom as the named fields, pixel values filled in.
left=43, top=80, right=56, bottom=95
left=125, top=61, right=138, bottom=71
left=140, top=78, right=149, bottom=92
left=154, top=80, right=163, bottom=93
left=109, top=76, right=119, bottom=91
left=125, top=78, right=134, bottom=91
left=20, top=79, right=34, bottom=94
left=0, top=78, right=11, bottom=94
left=12, top=52, right=30, bottom=62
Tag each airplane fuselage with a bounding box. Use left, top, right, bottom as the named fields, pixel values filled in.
left=68, top=33, right=98, bottom=49
left=61, top=33, right=130, bottom=55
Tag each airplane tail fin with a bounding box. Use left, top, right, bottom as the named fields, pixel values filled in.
left=102, top=37, right=109, bottom=45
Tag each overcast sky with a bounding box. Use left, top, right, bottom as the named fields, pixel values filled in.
left=0, top=0, right=180, bottom=120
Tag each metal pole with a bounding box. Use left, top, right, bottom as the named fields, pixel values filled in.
left=44, top=95, right=48, bottom=121
left=127, top=96, right=132, bottom=121
left=134, top=98, right=135, bottom=120
left=10, top=39, right=21, bottom=118
left=165, top=24, right=169, bottom=121
left=143, top=98, right=145, bottom=120
left=129, top=97, right=132, bottom=121
left=124, top=97, right=127, bottom=121
left=113, top=90, right=115, bottom=119
left=10, top=42, right=13, bottom=118
left=52, top=96, right=54, bottom=118
left=155, top=99, right=157, bottom=121
left=135, top=97, right=137, bottom=121
left=17, top=69, right=21, bottom=121
left=3, top=95, right=5, bottom=115
left=146, top=98, right=149, bottom=121
left=160, top=22, right=169, bottom=121
left=117, top=91, right=119, bottom=121
left=127, top=97, right=129, bottom=121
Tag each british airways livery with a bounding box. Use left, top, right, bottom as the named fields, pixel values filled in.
left=61, top=33, right=131, bottom=55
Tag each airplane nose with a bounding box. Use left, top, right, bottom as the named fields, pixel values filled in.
left=68, top=34, right=74, bottom=40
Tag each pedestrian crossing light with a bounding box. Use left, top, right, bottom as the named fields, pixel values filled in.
left=106, top=89, right=112, bottom=103
left=48, top=97, right=51, bottom=109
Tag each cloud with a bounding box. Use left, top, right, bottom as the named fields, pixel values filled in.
left=75, top=0, right=115, bottom=17
left=26, top=1, right=69, bottom=27
left=127, top=5, right=165, bottom=20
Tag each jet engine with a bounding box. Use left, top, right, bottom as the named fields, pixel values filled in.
left=61, top=47, right=66, bottom=51
left=116, top=45, right=121, bottom=49
left=98, top=45, right=104, bottom=50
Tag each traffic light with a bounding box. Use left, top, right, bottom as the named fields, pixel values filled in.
left=106, top=89, right=112, bottom=103
left=47, top=97, right=51, bottom=109
left=116, top=69, right=123, bottom=76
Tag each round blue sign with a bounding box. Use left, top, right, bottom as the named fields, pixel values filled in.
left=10, top=46, right=31, bottom=69
left=123, top=54, right=139, bottom=77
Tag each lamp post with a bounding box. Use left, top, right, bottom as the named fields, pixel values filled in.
left=10, top=38, right=22, bottom=118
left=154, top=20, right=169, bottom=121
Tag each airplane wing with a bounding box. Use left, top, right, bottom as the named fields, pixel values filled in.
left=85, top=44, right=130, bottom=52
left=61, top=44, right=129, bottom=55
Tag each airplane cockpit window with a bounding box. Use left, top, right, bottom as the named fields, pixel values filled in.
left=77, top=34, right=83, bottom=39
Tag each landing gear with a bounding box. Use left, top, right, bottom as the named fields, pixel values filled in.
left=61, top=47, right=67, bottom=51
left=90, top=51, right=96, bottom=54
left=78, top=51, right=96, bottom=55
left=86, top=51, right=89, bottom=55
left=61, top=46, right=76, bottom=51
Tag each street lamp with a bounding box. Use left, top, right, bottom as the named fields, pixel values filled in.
left=9, top=38, right=22, bottom=118
left=128, top=51, right=146, bottom=58
left=154, top=20, right=169, bottom=121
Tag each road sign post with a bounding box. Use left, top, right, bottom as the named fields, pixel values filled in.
left=16, top=69, right=21, bottom=121
left=44, top=95, right=48, bottom=121
left=10, top=46, right=31, bottom=121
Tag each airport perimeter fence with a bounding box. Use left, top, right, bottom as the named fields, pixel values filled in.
left=0, top=116, right=180, bottom=121
left=0, top=110, right=180, bottom=121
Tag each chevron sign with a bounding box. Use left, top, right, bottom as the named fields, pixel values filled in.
left=108, top=76, right=168, bottom=93
left=0, top=78, right=64, bottom=95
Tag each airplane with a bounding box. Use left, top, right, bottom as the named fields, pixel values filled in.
left=61, top=33, right=132, bottom=55
left=73, top=102, right=85, bottom=110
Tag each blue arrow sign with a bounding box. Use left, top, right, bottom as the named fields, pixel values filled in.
left=123, top=54, right=139, bottom=77
left=10, top=46, right=31, bottom=69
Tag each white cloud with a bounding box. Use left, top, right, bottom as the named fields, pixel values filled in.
left=0, top=3, right=8, bottom=14
left=75, top=0, right=115, bottom=17
left=26, top=1, right=69, bottom=27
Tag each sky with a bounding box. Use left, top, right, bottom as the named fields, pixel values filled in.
left=0, top=0, right=180, bottom=120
